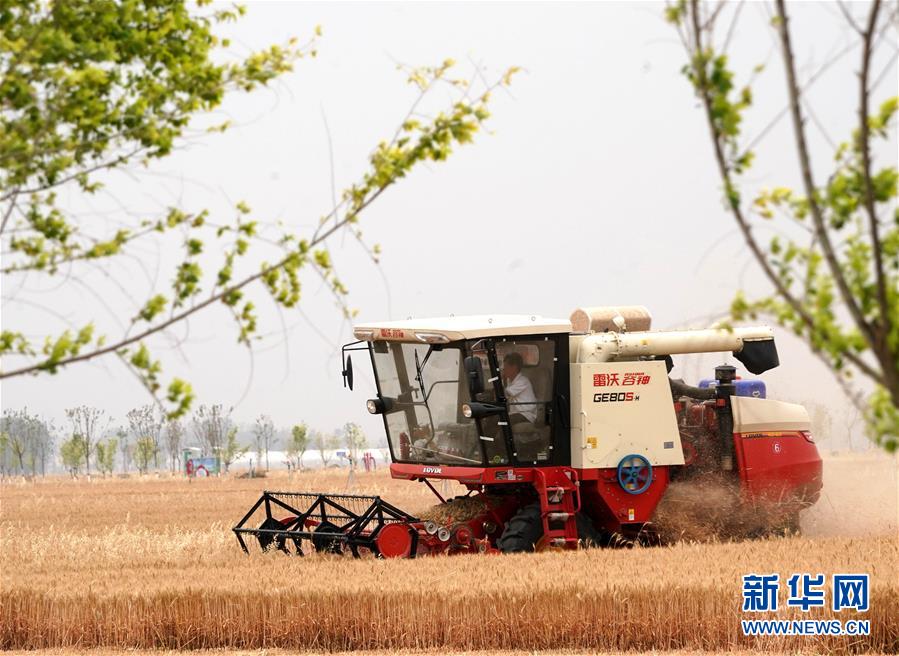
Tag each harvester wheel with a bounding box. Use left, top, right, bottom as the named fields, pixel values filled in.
left=499, top=504, right=627, bottom=553
left=576, top=513, right=633, bottom=548
left=311, top=521, right=343, bottom=554
left=257, top=517, right=289, bottom=553
left=497, top=504, right=542, bottom=553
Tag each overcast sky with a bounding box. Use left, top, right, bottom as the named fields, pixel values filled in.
left=2, top=1, right=896, bottom=449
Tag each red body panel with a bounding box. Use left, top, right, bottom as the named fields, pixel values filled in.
left=578, top=466, right=669, bottom=527
left=391, top=462, right=543, bottom=485
left=733, top=430, right=823, bottom=507
left=389, top=419, right=824, bottom=545
left=391, top=462, right=670, bottom=532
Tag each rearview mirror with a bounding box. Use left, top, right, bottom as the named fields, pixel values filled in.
left=342, top=354, right=354, bottom=390
left=463, top=356, right=484, bottom=397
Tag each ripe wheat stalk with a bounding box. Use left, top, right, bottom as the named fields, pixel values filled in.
left=1, top=466, right=896, bottom=652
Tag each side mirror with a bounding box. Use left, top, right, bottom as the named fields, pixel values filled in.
left=463, top=356, right=484, bottom=397
left=342, top=354, right=354, bottom=391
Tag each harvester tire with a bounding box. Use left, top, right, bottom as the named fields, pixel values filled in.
left=311, top=521, right=343, bottom=554
left=498, top=505, right=606, bottom=553
left=257, top=517, right=289, bottom=552
left=498, top=504, right=542, bottom=553
left=576, top=513, right=602, bottom=547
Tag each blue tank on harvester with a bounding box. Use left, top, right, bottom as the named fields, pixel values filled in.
left=698, top=377, right=766, bottom=399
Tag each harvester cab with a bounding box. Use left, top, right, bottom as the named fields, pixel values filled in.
left=234, top=306, right=823, bottom=557
left=354, top=316, right=571, bottom=470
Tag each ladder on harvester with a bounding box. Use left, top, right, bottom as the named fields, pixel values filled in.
left=534, top=468, right=581, bottom=549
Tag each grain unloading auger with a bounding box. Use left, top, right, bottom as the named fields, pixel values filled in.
left=234, top=306, right=823, bottom=557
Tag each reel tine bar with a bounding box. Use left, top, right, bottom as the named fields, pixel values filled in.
left=233, top=490, right=419, bottom=557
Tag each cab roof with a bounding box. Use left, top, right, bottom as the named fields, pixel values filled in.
left=353, top=315, right=572, bottom=343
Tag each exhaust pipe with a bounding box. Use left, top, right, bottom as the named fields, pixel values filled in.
left=714, top=365, right=736, bottom=471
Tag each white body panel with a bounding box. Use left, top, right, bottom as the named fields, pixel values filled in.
left=576, top=326, right=775, bottom=363
left=570, top=360, right=684, bottom=468
left=569, top=305, right=652, bottom=334
left=353, top=315, right=570, bottom=342
left=732, top=396, right=810, bottom=433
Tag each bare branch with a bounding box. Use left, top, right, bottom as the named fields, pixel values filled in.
left=0, top=182, right=390, bottom=380
left=686, top=0, right=885, bottom=387
left=0, top=146, right=146, bottom=203
left=703, top=0, right=728, bottom=31
left=773, top=0, right=878, bottom=358
left=858, top=1, right=891, bottom=342
left=836, top=0, right=865, bottom=35
left=0, top=190, right=18, bottom=234
left=745, top=38, right=859, bottom=151
left=720, top=0, right=745, bottom=53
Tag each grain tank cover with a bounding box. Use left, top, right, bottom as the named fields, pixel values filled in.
left=569, top=305, right=652, bottom=333
left=353, top=315, right=571, bottom=343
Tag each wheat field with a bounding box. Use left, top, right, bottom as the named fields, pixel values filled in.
left=1, top=454, right=897, bottom=653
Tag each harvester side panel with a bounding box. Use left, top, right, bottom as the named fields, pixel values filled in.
left=732, top=396, right=822, bottom=507
left=735, top=432, right=823, bottom=506
left=578, top=466, right=670, bottom=529
left=570, top=360, right=684, bottom=469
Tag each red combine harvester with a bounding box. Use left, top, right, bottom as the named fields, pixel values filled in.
left=234, top=306, right=823, bottom=557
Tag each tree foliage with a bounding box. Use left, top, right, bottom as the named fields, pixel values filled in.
left=115, top=426, right=130, bottom=473
left=165, top=418, right=183, bottom=472
left=60, top=433, right=87, bottom=476
left=220, top=426, right=247, bottom=473
left=343, top=421, right=366, bottom=467
left=314, top=429, right=338, bottom=467
left=1, top=408, right=54, bottom=475
left=286, top=422, right=308, bottom=470
left=0, top=1, right=517, bottom=420
left=126, top=405, right=163, bottom=470
left=65, top=405, right=105, bottom=475
left=253, top=414, right=274, bottom=470
left=668, top=0, right=898, bottom=450
left=132, top=436, right=156, bottom=474
left=0, top=430, right=9, bottom=476
left=191, top=403, right=230, bottom=457
left=95, top=437, right=118, bottom=476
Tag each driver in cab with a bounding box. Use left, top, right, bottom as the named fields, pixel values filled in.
left=502, top=352, right=537, bottom=427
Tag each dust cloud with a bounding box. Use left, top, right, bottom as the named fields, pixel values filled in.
left=652, top=451, right=897, bottom=543
left=802, top=451, right=898, bottom=538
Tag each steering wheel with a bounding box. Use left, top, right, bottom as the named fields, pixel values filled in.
left=617, top=454, right=653, bottom=495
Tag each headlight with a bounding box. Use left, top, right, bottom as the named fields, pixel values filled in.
left=437, top=527, right=451, bottom=542
left=414, top=331, right=450, bottom=344
left=366, top=398, right=394, bottom=415
left=460, top=401, right=504, bottom=419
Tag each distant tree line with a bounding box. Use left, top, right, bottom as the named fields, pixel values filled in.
left=0, top=403, right=372, bottom=478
